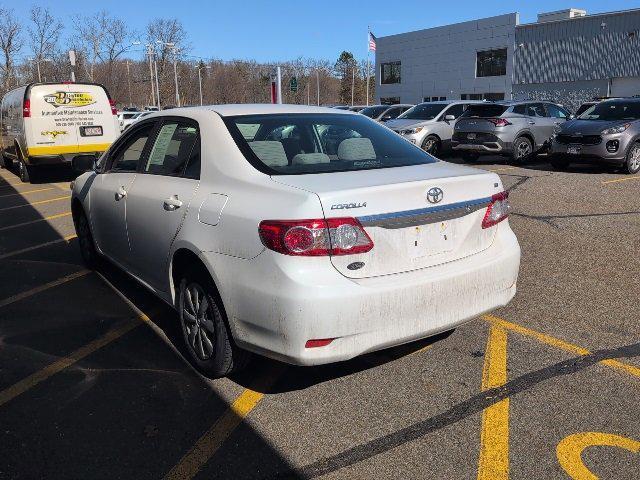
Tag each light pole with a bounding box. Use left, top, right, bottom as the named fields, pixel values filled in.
left=158, top=41, right=180, bottom=107
left=196, top=63, right=211, bottom=106
left=133, top=41, right=157, bottom=109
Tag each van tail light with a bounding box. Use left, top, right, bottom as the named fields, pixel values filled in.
left=109, top=99, right=118, bottom=116
left=22, top=99, right=31, bottom=118
left=482, top=191, right=510, bottom=229
left=259, top=218, right=373, bottom=256
left=486, top=118, right=511, bottom=127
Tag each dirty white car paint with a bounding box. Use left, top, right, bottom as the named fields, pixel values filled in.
left=71, top=104, right=520, bottom=368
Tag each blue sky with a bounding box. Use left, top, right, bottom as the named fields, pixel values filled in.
left=4, top=0, right=639, bottom=62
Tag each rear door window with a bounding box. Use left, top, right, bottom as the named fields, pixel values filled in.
left=546, top=104, right=569, bottom=119
left=144, top=120, right=200, bottom=177
left=526, top=103, right=546, bottom=117
left=512, top=104, right=527, bottom=115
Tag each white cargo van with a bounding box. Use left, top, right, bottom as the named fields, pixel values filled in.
left=0, top=82, right=119, bottom=182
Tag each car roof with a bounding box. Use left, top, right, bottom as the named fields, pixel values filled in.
left=416, top=100, right=487, bottom=106
left=153, top=104, right=357, bottom=117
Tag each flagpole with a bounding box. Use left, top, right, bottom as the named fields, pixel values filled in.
left=366, top=26, right=370, bottom=106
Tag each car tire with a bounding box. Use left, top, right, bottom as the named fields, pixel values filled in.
left=623, top=141, right=640, bottom=174
left=510, top=136, right=533, bottom=164
left=461, top=152, right=480, bottom=162
left=550, top=156, right=570, bottom=171
left=421, top=135, right=440, bottom=156
left=75, top=209, right=100, bottom=269
left=178, top=271, right=251, bottom=378
left=17, top=155, right=33, bottom=183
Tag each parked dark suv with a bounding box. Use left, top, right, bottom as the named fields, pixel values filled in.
left=550, top=98, right=640, bottom=174
left=452, top=101, right=571, bottom=163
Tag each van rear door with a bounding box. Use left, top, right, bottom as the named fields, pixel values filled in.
left=27, top=84, right=118, bottom=157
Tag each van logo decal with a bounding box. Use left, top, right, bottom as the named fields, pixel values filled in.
left=41, top=130, right=68, bottom=139
left=331, top=202, right=367, bottom=210
left=43, top=91, right=96, bottom=108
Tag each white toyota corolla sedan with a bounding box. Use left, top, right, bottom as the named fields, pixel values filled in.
left=70, top=104, right=521, bottom=377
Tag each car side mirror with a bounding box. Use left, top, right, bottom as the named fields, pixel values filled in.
left=72, top=154, right=96, bottom=173
left=444, top=115, right=456, bottom=121
left=381, top=115, right=393, bottom=122
left=569, top=114, right=575, bottom=120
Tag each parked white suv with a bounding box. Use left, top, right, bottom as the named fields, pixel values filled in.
left=385, top=101, right=486, bottom=156
left=71, top=105, right=521, bottom=377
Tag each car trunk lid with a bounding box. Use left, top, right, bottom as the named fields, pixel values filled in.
left=272, top=162, right=503, bottom=279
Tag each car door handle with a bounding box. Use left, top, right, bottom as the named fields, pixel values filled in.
left=528, top=121, right=536, bottom=125
left=114, top=186, right=127, bottom=201
left=163, top=195, right=183, bottom=211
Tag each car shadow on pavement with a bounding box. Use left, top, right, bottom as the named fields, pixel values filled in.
left=0, top=166, right=302, bottom=480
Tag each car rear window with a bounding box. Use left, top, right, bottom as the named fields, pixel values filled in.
left=461, top=104, right=509, bottom=118
left=224, top=113, right=437, bottom=175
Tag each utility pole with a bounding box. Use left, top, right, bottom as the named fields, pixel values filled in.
left=366, top=27, right=370, bottom=107
left=316, top=70, right=320, bottom=106
left=158, top=41, right=180, bottom=107
left=126, top=60, right=133, bottom=107
left=198, top=65, right=203, bottom=106
left=351, top=67, right=355, bottom=106
left=154, top=57, right=161, bottom=109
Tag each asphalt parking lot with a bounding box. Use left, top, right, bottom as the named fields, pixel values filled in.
left=0, top=156, right=638, bottom=480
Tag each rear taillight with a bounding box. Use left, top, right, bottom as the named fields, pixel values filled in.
left=482, top=191, right=510, bottom=229
left=259, top=218, right=373, bottom=256
left=22, top=99, right=30, bottom=118
left=109, top=99, right=118, bottom=115
left=486, top=118, right=511, bottom=127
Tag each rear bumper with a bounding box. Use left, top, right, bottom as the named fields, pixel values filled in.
left=451, top=134, right=511, bottom=154
left=27, top=152, right=104, bottom=166
left=207, top=221, right=520, bottom=366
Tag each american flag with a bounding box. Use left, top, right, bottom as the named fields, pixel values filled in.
left=368, top=32, right=377, bottom=52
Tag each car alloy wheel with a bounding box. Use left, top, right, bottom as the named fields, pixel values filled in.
left=516, top=139, right=532, bottom=159
left=422, top=136, right=439, bottom=155
left=182, top=282, right=217, bottom=361
left=626, top=142, right=640, bottom=174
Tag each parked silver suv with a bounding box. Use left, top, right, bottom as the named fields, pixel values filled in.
left=452, top=101, right=571, bottom=162
left=550, top=98, right=640, bottom=174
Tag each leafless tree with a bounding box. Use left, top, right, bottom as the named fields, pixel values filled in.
left=0, top=7, right=23, bottom=93
left=28, top=6, right=63, bottom=82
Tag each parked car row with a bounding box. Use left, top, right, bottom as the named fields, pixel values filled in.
left=376, top=97, right=640, bottom=175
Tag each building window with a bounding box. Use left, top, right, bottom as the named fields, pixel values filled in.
left=476, top=49, right=507, bottom=77
left=380, top=97, right=400, bottom=105
left=381, top=61, right=401, bottom=84
left=461, top=93, right=504, bottom=101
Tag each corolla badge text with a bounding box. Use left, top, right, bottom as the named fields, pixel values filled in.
left=331, top=202, right=367, bottom=210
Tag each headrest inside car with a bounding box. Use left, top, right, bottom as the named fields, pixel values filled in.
left=337, top=138, right=376, bottom=161
left=249, top=141, right=288, bottom=167
left=292, top=153, right=330, bottom=165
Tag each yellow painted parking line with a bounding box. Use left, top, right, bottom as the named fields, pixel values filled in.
left=0, top=234, right=77, bottom=261
left=0, top=187, right=53, bottom=198
left=601, top=176, right=640, bottom=185
left=557, top=432, right=640, bottom=480
left=0, top=270, right=90, bottom=309
left=164, top=366, right=284, bottom=480
left=483, top=315, right=640, bottom=379
left=487, top=166, right=518, bottom=173
left=0, top=318, right=141, bottom=408
left=477, top=324, right=510, bottom=480
left=0, top=211, right=72, bottom=232
left=0, top=195, right=70, bottom=212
